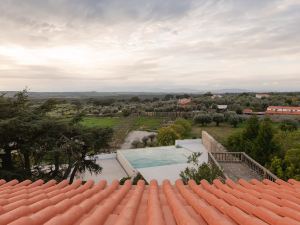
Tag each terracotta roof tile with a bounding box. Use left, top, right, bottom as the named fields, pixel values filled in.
left=0, top=179, right=300, bottom=225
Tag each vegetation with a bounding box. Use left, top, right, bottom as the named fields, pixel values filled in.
left=1, top=89, right=300, bottom=182
left=119, top=173, right=148, bottom=185
left=133, top=117, right=165, bottom=131
left=180, top=153, right=223, bottom=184
left=80, top=117, right=121, bottom=128
left=212, top=113, right=224, bottom=126
left=227, top=116, right=300, bottom=180
left=191, top=124, right=242, bottom=146
left=157, top=119, right=192, bottom=146
left=157, top=127, right=180, bottom=146
left=194, top=113, right=212, bottom=126
left=279, top=119, right=298, bottom=132
left=0, top=90, right=113, bottom=182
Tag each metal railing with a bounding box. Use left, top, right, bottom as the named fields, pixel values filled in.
left=211, top=152, right=278, bottom=181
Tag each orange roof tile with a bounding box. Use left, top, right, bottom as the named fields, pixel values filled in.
left=0, top=178, right=300, bottom=225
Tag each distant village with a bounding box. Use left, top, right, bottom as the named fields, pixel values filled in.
left=178, top=93, right=300, bottom=116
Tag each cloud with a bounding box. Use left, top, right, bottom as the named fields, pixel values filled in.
left=0, top=0, right=299, bottom=91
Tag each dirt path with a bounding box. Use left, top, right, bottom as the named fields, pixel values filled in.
left=121, top=130, right=157, bottom=149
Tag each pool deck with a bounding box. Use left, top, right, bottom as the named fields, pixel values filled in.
left=138, top=163, right=189, bottom=184
left=77, top=153, right=127, bottom=183
left=78, top=139, right=208, bottom=184
left=118, top=139, right=208, bottom=183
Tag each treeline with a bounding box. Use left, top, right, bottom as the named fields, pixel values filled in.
left=193, top=111, right=243, bottom=127
left=44, top=92, right=300, bottom=118
left=227, top=116, right=300, bottom=180
left=0, top=90, right=113, bottom=182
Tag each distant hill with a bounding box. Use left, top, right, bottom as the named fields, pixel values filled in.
left=0, top=91, right=174, bottom=99
left=212, top=89, right=252, bottom=94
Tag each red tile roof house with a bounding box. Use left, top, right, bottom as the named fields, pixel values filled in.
left=243, top=108, right=253, bottom=115
left=178, top=98, right=191, bottom=106
left=0, top=178, right=300, bottom=225
left=266, top=106, right=300, bottom=116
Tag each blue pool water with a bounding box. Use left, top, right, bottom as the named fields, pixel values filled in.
left=121, top=147, right=190, bottom=168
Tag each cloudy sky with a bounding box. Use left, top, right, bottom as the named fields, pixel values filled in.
left=0, top=0, right=299, bottom=92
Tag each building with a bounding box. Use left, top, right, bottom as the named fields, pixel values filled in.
left=243, top=108, right=253, bottom=114
left=266, top=106, right=300, bottom=115
left=178, top=98, right=191, bottom=106
left=1, top=178, right=300, bottom=225
left=211, top=94, right=223, bottom=99
left=217, top=105, right=228, bottom=112
left=256, top=93, right=270, bottom=99
left=242, top=108, right=266, bottom=115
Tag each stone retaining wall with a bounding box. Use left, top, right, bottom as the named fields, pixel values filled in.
left=202, top=131, right=227, bottom=153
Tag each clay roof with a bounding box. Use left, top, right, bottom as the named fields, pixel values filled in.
left=178, top=98, right=191, bottom=105
left=266, top=106, right=300, bottom=115
left=0, top=178, right=300, bottom=225
left=267, top=106, right=300, bottom=110
left=243, top=108, right=253, bottom=112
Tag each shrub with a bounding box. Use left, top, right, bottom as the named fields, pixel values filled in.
left=122, top=109, right=131, bottom=117
left=170, top=124, right=185, bottom=138
left=280, top=119, right=298, bottom=132
left=180, top=153, right=223, bottom=184
left=157, top=127, right=179, bottom=146
left=174, top=118, right=192, bottom=137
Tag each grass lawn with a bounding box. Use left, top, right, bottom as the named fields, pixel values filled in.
left=132, top=116, right=167, bottom=131
left=190, top=123, right=243, bottom=146
left=80, top=117, right=122, bottom=128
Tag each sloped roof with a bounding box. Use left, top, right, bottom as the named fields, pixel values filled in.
left=267, top=106, right=300, bottom=110
left=178, top=98, right=191, bottom=105
left=0, top=178, right=300, bottom=225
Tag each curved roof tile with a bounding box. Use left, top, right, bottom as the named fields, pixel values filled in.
left=0, top=179, right=299, bottom=225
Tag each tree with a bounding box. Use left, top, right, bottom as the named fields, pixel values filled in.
left=180, top=153, right=223, bottom=184
left=285, top=148, right=300, bottom=180
left=70, top=112, right=85, bottom=125
left=243, top=116, right=260, bottom=140
left=72, top=100, right=82, bottom=113
left=67, top=127, right=113, bottom=183
left=122, top=109, right=131, bottom=117
left=224, top=111, right=237, bottom=122
left=0, top=90, right=113, bottom=182
left=163, top=94, right=174, bottom=101
left=228, top=114, right=239, bottom=128
left=227, top=116, right=280, bottom=161
left=157, top=127, right=179, bottom=146
left=203, top=92, right=213, bottom=97
left=270, top=156, right=285, bottom=179
left=193, top=113, right=212, bottom=126
left=212, top=113, right=224, bottom=126
left=254, top=118, right=280, bottom=164
left=129, top=96, right=140, bottom=103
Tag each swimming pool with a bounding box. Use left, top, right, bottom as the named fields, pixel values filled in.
left=120, top=146, right=191, bottom=168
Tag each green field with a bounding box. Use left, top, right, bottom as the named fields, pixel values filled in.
left=80, top=117, right=122, bottom=128
left=190, top=123, right=243, bottom=146
left=132, top=116, right=167, bottom=131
